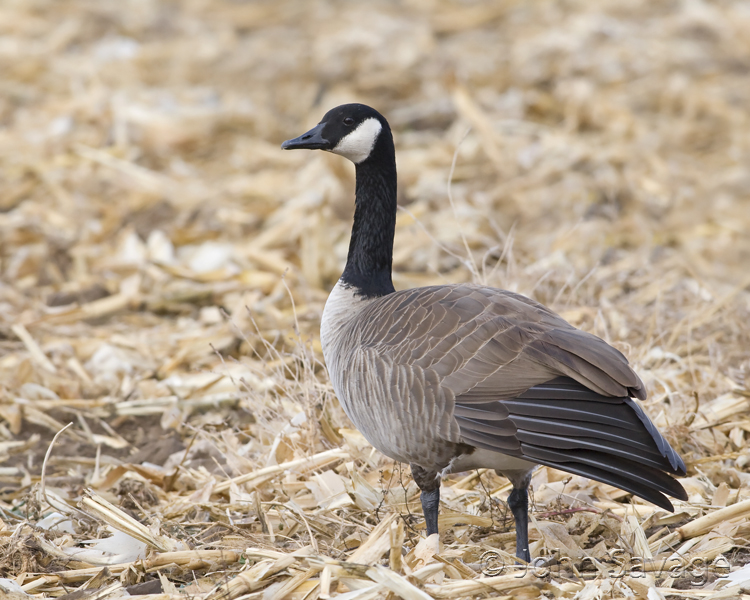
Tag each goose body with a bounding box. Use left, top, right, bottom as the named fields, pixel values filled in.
left=282, top=104, right=687, bottom=561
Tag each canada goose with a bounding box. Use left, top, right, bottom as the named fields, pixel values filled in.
left=282, top=104, right=687, bottom=562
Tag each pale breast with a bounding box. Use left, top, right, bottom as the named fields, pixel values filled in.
left=320, top=280, right=375, bottom=357
left=320, top=279, right=376, bottom=412
left=321, top=281, right=381, bottom=450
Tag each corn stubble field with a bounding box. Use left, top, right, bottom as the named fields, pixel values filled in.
left=1, top=0, right=750, bottom=598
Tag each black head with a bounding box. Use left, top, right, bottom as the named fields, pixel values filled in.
left=281, top=104, right=390, bottom=164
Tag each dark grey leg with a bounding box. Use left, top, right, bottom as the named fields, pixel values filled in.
left=410, top=463, right=441, bottom=536
left=508, top=485, right=530, bottom=563
left=421, top=488, right=440, bottom=536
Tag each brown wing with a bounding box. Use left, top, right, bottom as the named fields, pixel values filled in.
left=359, top=284, right=645, bottom=400
left=355, top=284, right=686, bottom=509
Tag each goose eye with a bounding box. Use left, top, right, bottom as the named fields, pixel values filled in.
left=343, top=117, right=355, bottom=126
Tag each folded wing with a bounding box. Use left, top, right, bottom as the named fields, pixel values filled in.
left=455, top=377, right=687, bottom=510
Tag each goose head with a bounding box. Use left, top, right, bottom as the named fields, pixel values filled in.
left=281, top=103, right=390, bottom=165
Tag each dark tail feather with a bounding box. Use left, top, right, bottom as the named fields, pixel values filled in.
left=520, top=444, right=688, bottom=510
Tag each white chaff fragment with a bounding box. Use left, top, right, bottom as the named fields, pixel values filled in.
left=184, top=241, right=235, bottom=273
left=118, top=230, right=148, bottom=265
left=147, top=229, right=175, bottom=263
left=36, top=511, right=76, bottom=534
left=305, top=469, right=353, bottom=510
left=63, top=527, right=148, bottom=565
left=0, top=578, right=31, bottom=597
left=715, top=561, right=750, bottom=587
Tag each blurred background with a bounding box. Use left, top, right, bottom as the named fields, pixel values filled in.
left=1, top=0, right=750, bottom=595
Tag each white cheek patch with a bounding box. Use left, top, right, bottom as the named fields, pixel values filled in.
left=332, top=118, right=382, bottom=164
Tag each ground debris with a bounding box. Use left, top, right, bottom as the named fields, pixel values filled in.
left=0, top=0, right=749, bottom=598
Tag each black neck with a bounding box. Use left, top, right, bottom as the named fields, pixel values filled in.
left=340, top=130, right=397, bottom=298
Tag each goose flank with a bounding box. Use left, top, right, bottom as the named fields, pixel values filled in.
left=281, top=103, right=687, bottom=562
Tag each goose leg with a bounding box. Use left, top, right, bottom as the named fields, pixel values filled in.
left=507, top=484, right=530, bottom=563
left=411, top=464, right=440, bottom=536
